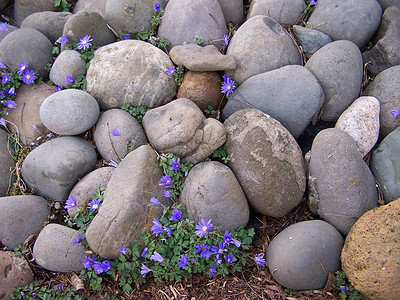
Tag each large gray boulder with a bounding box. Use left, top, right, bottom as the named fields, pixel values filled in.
left=180, top=161, right=249, bottom=231
left=305, top=40, right=363, bottom=122
left=73, top=0, right=107, bottom=18
left=224, top=108, right=306, bottom=218
left=86, top=145, right=170, bottom=259
left=247, top=0, right=304, bottom=25
left=226, top=15, right=301, bottom=85
left=14, top=0, right=56, bottom=26
left=266, top=220, right=344, bottom=290
left=21, top=136, right=97, bottom=201
left=218, top=0, right=243, bottom=24
left=377, top=0, right=400, bottom=9
left=143, top=98, right=226, bottom=164
left=308, top=128, right=378, bottom=235
left=0, top=130, right=14, bottom=197
left=49, top=50, right=86, bottom=88
left=221, top=65, right=325, bottom=138
left=86, top=40, right=176, bottom=110
left=0, top=195, right=50, bottom=249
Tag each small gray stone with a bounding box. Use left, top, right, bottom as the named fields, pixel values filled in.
left=33, top=224, right=86, bottom=272
left=218, top=0, right=243, bottom=24
left=266, top=220, right=343, bottom=290
left=180, top=161, right=249, bottom=231
left=86, top=145, right=170, bottom=259
left=14, top=0, right=56, bottom=26
left=363, top=65, right=400, bottom=138
left=292, top=25, right=332, bottom=58
left=93, top=108, right=148, bottom=161
left=143, top=98, right=226, bottom=164
left=224, top=108, right=306, bottom=218
left=0, top=195, right=50, bottom=249
left=222, top=65, right=325, bottom=138
left=86, top=40, right=176, bottom=110
left=308, top=128, right=378, bottom=235
left=0, top=130, right=14, bottom=197
left=49, top=50, right=86, bottom=88
left=170, top=44, right=237, bottom=71
left=305, top=40, right=363, bottom=122
left=40, top=89, right=99, bottom=135
left=62, top=10, right=116, bottom=47
left=247, top=0, right=305, bottom=25
left=371, top=127, right=400, bottom=203
left=21, top=11, right=72, bottom=43
left=363, top=6, right=400, bottom=76
left=226, top=15, right=301, bottom=85
left=21, top=136, right=97, bottom=201
left=0, top=28, right=52, bottom=78
left=73, top=0, right=107, bottom=19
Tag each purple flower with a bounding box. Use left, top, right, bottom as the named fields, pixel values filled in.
left=65, top=74, right=74, bottom=84
left=215, top=257, right=222, bottom=265
left=22, top=70, right=36, bottom=85
left=93, top=260, right=111, bottom=274
left=169, top=208, right=182, bottom=221
left=31, top=124, right=37, bottom=131
left=223, top=34, right=229, bottom=46
left=178, top=254, right=188, bottom=268
left=140, top=264, right=151, bottom=276
left=88, top=199, right=101, bottom=211
left=211, top=241, right=227, bottom=256
left=0, top=92, right=4, bottom=98
left=164, top=227, right=172, bottom=237
left=122, top=33, right=130, bottom=40
left=141, top=247, right=148, bottom=258
left=163, top=190, right=171, bottom=198
left=340, top=285, right=346, bottom=292
left=150, top=251, right=164, bottom=263
left=151, top=218, right=164, bottom=236
left=195, top=219, right=213, bottom=237
left=101, top=260, right=111, bottom=272
left=391, top=109, right=400, bottom=118
left=18, top=62, right=29, bottom=75
left=170, top=157, right=181, bottom=171
left=1, top=74, right=10, bottom=84
left=153, top=3, right=160, bottom=10
left=82, top=256, right=95, bottom=269
left=4, top=100, right=16, bottom=109
left=56, top=284, right=63, bottom=291
left=77, top=35, right=93, bottom=50
left=224, top=253, right=235, bottom=264
left=223, top=231, right=232, bottom=245
left=209, top=265, right=217, bottom=277
left=6, top=87, right=15, bottom=95
left=310, top=0, right=317, bottom=5
left=55, top=85, right=62, bottom=92
left=59, top=35, right=68, bottom=46
left=118, top=245, right=127, bottom=255
left=0, top=60, right=5, bottom=69
left=0, top=118, right=6, bottom=127
left=194, top=244, right=211, bottom=259
left=221, top=76, right=236, bottom=96
left=148, top=36, right=157, bottom=43
left=73, top=235, right=84, bottom=245
left=0, top=22, right=8, bottom=32
left=110, top=128, right=120, bottom=136
left=232, top=239, right=241, bottom=248
left=254, top=253, right=265, bottom=267
left=222, top=74, right=231, bottom=82
left=64, top=194, right=77, bottom=210
left=166, top=66, right=175, bottom=75
left=109, top=159, right=118, bottom=168
left=159, top=174, right=172, bottom=188
left=149, top=197, right=160, bottom=206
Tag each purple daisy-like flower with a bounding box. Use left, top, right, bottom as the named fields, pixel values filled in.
left=149, top=197, right=160, bottom=206
left=159, top=174, right=172, bottom=188
left=65, top=74, right=74, bottom=84
left=254, top=253, right=265, bottom=267
left=223, top=34, right=229, bottom=46
left=164, top=226, right=172, bottom=237
left=64, top=194, right=77, bottom=210
left=0, top=22, right=8, bottom=32
left=102, top=260, right=112, bottom=272
left=59, top=35, right=68, bottom=46
left=170, top=157, right=181, bottom=171
left=1, top=74, right=10, bottom=84
left=22, top=70, right=36, bottom=85
left=110, top=128, right=120, bottom=136
left=391, top=109, right=400, bottom=118
left=150, top=251, right=164, bottom=263
left=221, top=76, right=236, bottom=96
left=0, top=118, right=6, bottom=127
left=232, top=239, right=241, bottom=248
left=109, top=159, right=118, bottom=168
left=56, top=284, right=63, bottom=291
left=163, top=190, right=171, bottom=198
left=118, top=245, right=127, bottom=255
left=18, top=62, right=29, bottom=75
left=166, top=66, right=175, bottom=75
left=310, top=0, right=317, bottom=5
left=215, top=257, right=222, bottom=265
left=141, top=247, right=149, bottom=258
left=153, top=3, right=160, bottom=10
left=195, top=244, right=211, bottom=259
left=4, top=100, right=16, bottom=109
left=224, top=253, right=235, bottom=264
left=151, top=218, right=164, bottom=236
left=77, top=35, right=93, bottom=50
left=122, top=33, right=130, bottom=40
left=6, top=87, right=15, bottom=95
left=178, top=254, right=188, bottom=269
left=169, top=208, right=182, bottom=221
left=55, top=85, right=62, bottom=92
left=82, top=256, right=95, bottom=269
left=211, top=241, right=227, bottom=256
left=223, top=231, right=232, bottom=245
left=140, top=264, right=151, bottom=276
left=0, top=60, right=5, bottom=69
left=195, top=219, right=213, bottom=237
left=93, top=261, right=105, bottom=274
left=88, top=199, right=101, bottom=211
left=209, top=265, right=217, bottom=277
left=73, top=235, right=84, bottom=245
left=0, top=92, right=4, bottom=98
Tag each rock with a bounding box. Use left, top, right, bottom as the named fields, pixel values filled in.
left=266, top=220, right=343, bottom=290
left=224, top=108, right=306, bottom=218
left=2, top=83, right=54, bottom=146
left=308, top=128, right=378, bottom=235
left=142, top=98, right=226, bottom=164
left=247, top=0, right=304, bottom=25
left=0, top=130, right=14, bottom=197
left=363, top=6, right=400, bottom=76
left=73, top=0, right=107, bottom=19
left=180, top=161, right=249, bottom=231
left=292, top=25, right=332, bottom=58
left=226, top=15, right=301, bottom=85
left=40, top=89, right=99, bottom=135
left=157, top=0, right=227, bottom=50
left=218, top=0, right=243, bottom=24
left=21, top=136, right=97, bottom=201
left=33, top=224, right=86, bottom=272
left=86, top=40, right=176, bottom=110
left=0, top=0, right=9, bottom=11
left=222, top=65, right=325, bottom=138
left=93, top=108, right=148, bottom=161
left=14, top=0, right=56, bottom=26
left=307, top=0, right=382, bottom=48
left=363, top=65, right=400, bottom=138
left=305, top=40, right=363, bottom=122
left=341, top=199, right=400, bottom=300
left=0, top=24, right=18, bottom=43
left=86, top=145, right=170, bottom=259
left=62, top=10, right=116, bottom=47
left=67, top=167, right=115, bottom=218
left=377, top=0, right=400, bottom=9
left=0, top=251, right=33, bottom=300
left=170, top=44, right=236, bottom=72
left=335, top=96, right=380, bottom=157
left=0, top=195, right=50, bottom=249
left=177, top=71, right=226, bottom=112
left=370, top=127, right=400, bottom=203
left=21, top=11, right=72, bottom=43
left=49, top=50, right=86, bottom=88
left=0, top=28, right=52, bottom=78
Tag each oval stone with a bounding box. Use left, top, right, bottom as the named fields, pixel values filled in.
left=49, top=50, right=86, bottom=88
left=0, top=130, right=15, bottom=196
left=14, top=0, right=56, bottom=26
left=247, top=0, right=305, bottom=25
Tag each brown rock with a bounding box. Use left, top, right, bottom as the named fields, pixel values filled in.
left=177, top=71, right=226, bottom=112
left=341, top=199, right=400, bottom=300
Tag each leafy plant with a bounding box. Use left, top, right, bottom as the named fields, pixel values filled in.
left=211, top=145, right=230, bottom=164
left=121, top=104, right=151, bottom=123
left=8, top=280, right=80, bottom=300
left=54, top=0, right=73, bottom=12
left=204, top=105, right=217, bottom=117
left=334, top=270, right=360, bottom=300
left=13, top=244, right=29, bottom=257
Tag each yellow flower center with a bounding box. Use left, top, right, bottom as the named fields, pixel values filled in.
left=93, top=204, right=98, bottom=209
left=7, top=103, right=13, bottom=108
left=26, top=75, right=31, bottom=79
left=227, top=85, right=231, bottom=90
left=82, top=40, right=87, bottom=44
left=202, top=226, right=207, bottom=231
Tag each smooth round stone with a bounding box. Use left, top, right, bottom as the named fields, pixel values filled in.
left=40, top=89, right=99, bottom=135
left=218, top=0, right=243, bottom=24
left=73, top=0, right=107, bottom=18
left=378, top=0, right=400, bottom=9
left=14, top=0, right=56, bottom=26
left=0, top=130, right=15, bottom=197
left=0, top=24, right=19, bottom=43
left=266, top=220, right=344, bottom=290
left=49, top=50, right=86, bottom=88
left=247, top=0, right=304, bottom=25
left=292, top=25, right=332, bottom=58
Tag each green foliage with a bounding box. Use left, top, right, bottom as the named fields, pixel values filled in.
left=66, top=74, right=87, bottom=92
left=54, top=0, right=73, bottom=12
left=121, top=104, right=151, bottom=123
left=334, top=270, right=360, bottom=300
left=302, top=1, right=315, bottom=14
left=211, top=145, right=230, bottom=164
left=13, top=244, right=29, bottom=257
left=172, top=65, right=186, bottom=86
left=194, top=37, right=205, bottom=45
left=204, top=105, right=217, bottom=117
left=8, top=281, right=80, bottom=300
